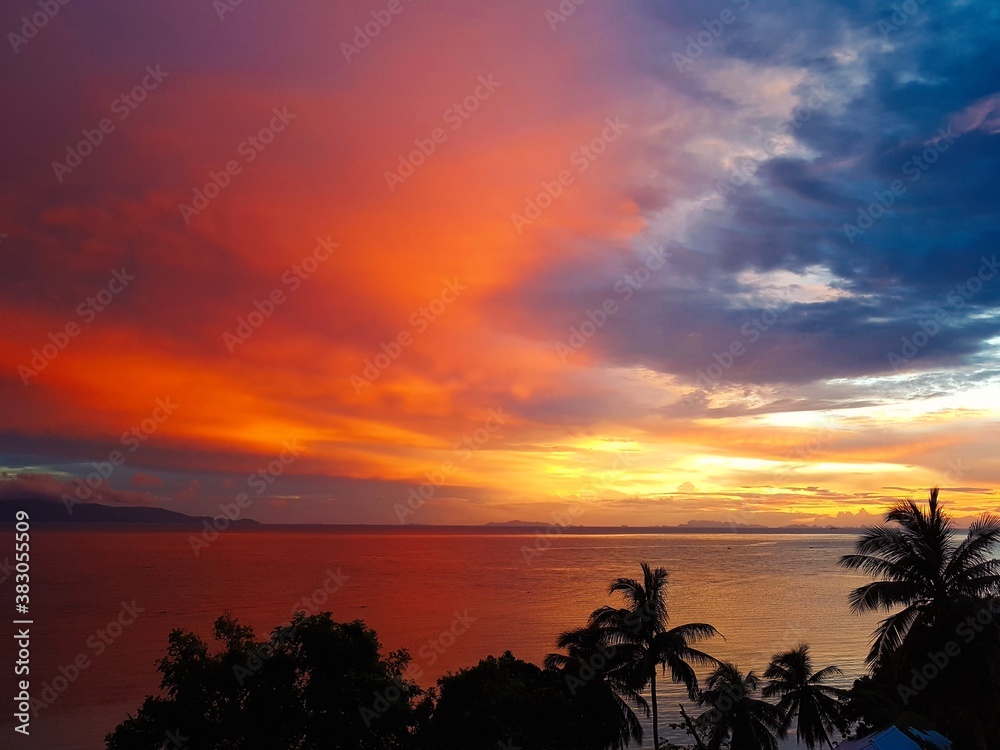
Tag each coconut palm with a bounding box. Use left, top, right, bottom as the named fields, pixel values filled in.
left=838, top=488, right=1000, bottom=749
left=545, top=625, right=648, bottom=750
left=696, top=662, right=784, bottom=750
left=586, top=562, right=721, bottom=748
left=837, top=487, right=1000, bottom=667
left=762, top=645, right=846, bottom=749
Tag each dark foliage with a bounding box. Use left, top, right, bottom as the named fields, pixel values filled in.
left=105, top=611, right=421, bottom=750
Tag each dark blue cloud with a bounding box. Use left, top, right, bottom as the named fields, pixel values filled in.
left=531, top=0, right=1000, bottom=388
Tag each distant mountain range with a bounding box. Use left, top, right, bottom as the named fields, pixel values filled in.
left=0, top=498, right=873, bottom=532
left=0, top=497, right=261, bottom=527
left=0, top=503, right=857, bottom=532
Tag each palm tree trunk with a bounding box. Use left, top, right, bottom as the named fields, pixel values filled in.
left=650, top=669, right=658, bottom=748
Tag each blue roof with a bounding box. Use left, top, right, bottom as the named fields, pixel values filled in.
left=835, top=726, right=951, bottom=750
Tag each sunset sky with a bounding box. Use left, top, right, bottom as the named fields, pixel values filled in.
left=2, top=0, right=999, bottom=525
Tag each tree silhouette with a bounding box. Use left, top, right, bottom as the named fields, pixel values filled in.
left=106, top=612, right=421, bottom=750
left=418, top=650, right=585, bottom=750
left=585, top=562, right=720, bottom=747
left=762, top=645, right=846, bottom=749
left=838, top=488, right=1000, bottom=748
left=696, top=662, right=784, bottom=750
left=545, top=625, right=648, bottom=749
left=838, top=488, right=1000, bottom=667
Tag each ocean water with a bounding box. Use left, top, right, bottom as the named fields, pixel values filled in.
left=0, top=528, right=882, bottom=748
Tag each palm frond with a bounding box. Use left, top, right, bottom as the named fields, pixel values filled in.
left=847, top=580, right=921, bottom=614
left=807, top=664, right=843, bottom=683
left=868, top=603, right=921, bottom=666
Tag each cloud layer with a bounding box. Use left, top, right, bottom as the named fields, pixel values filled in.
left=1, top=0, right=998, bottom=523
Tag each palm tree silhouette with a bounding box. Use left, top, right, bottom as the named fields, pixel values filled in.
left=696, top=662, right=784, bottom=750
left=837, top=487, right=1000, bottom=667
left=838, top=488, right=1000, bottom=748
left=587, top=562, right=720, bottom=748
left=762, top=644, right=846, bottom=749
left=545, top=625, right=647, bottom=749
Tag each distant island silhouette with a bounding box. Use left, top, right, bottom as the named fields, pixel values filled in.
left=0, top=497, right=261, bottom=527
left=4, top=497, right=981, bottom=533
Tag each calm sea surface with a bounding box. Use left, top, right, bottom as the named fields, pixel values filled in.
left=1, top=528, right=885, bottom=748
